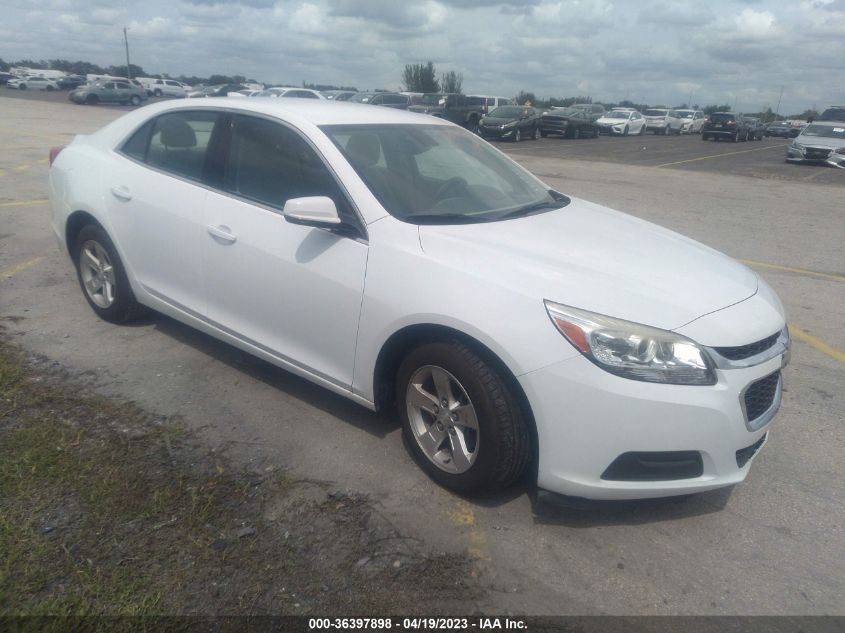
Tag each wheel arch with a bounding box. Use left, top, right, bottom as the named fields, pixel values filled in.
left=372, top=323, right=539, bottom=472
left=65, top=210, right=103, bottom=252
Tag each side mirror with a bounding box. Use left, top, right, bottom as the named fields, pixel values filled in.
left=283, top=196, right=342, bottom=228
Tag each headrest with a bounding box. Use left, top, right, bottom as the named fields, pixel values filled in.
left=345, top=133, right=381, bottom=169
left=160, top=118, right=197, bottom=148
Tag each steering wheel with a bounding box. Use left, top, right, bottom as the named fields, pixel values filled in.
left=434, top=177, right=469, bottom=201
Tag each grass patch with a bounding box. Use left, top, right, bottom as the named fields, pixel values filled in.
left=0, top=336, right=480, bottom=623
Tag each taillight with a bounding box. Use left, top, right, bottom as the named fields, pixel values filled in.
left=49, top=146, right=66, bottom=166
left=727, top=121, right=737, bottom=127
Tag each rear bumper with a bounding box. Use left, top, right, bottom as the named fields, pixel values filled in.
left=703, top=129, right=738, bottom=138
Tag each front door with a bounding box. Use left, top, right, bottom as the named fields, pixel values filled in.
left=202, top=114, right=368, bottom=389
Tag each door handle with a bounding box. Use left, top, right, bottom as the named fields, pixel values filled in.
left=110, top=185, right=132, bottom=201
left=206, top=224, right=237, bottom=244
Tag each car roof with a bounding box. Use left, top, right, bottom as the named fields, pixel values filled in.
left=121, top=97, right=453, bottom=128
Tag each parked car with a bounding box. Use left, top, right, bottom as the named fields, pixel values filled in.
left=56, top=75, right=87, bottom=90
left=818, top=106, right=845, bottom=122
left=479, top=105, right=539, bottom=142
left=322, top=90, right=357, bottom=101
left=407, top=93, right=485, bottom=132
left=595, top=109, right=646, bottom=136
left=48, top=99, right=789, bottom=500
left=786, top=122, right=845, bottom=164
left=675, top=109, right=706, bottom=134
left=7, top=76, right=59, bottom=91
left=764, top=121, right=797, bottom=138
left=254, top=87, right=324, bottom=99
left=146, top=79, right=190, bottom=98
left=468, top=95, right=514, bottom=115
left=0, top=71, right=14, bottom=84
left=68, top=81, right=148, bottom=106
left=568, top=103, right=606, bottom=121
left=643, top=109, right=683, bottom=135
left=826, top=147, right=845, bottom=169
left=187, top=84, right=247, bottom=98
left=348, top=92, right=410, bottom=109
left=744, top=117, right=764, bottom=141
left=701, top=112, right=751, bottom=142
left=539, top=107, right=600, bottom=138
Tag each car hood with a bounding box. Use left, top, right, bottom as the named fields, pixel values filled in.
left=417, top=198, right=758, bottom=331
left=795, top=135, right=845, bottom=149
left=409, top=105, right=444, bottom=114
left=597, top=117, right=628, bottom=125
left=482, top=116, right=519, bottom=125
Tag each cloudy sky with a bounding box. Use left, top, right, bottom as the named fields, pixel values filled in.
left=3, top=0, right=844, bottom=113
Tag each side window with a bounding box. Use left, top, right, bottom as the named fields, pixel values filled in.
left=166, top=80, right=179, bottom=87
left=116, top=82, right=130, bottom=89
left=224, top=115, right=346, bottom=212
left=120, top=120, right=154, bottom=161
left=146, top=111, right=220, bottom=181
left=104, top=82, right=114, bottom=90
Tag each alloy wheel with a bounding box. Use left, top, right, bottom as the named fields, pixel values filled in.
left=79, top=240, right=116, bottom=308
left=405, top=365, right=480, bottom=474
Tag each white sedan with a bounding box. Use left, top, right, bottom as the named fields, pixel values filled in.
left=47, top=100, right=790, bottom=500
left=7, top=76, right=59, bottom=90
left=595, top=109, right=647, bottom=135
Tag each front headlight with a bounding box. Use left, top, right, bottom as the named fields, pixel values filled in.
left=544, top=301, right=716, bottom=385
left=503, top=120, right=519, bottom=128
left=791, top=142, right=805, bottom=151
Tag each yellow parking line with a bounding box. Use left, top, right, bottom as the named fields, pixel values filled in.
left=739, top=258, right=845, bottom=283
left=790, top=325, right=845, bottom=364
left=449, top=499, right=489, bottom=560
left=0, top=199, right=49, bottom=208
left=1, top=256, right=45, bottom=281
left=655, top=143, right=787, bottom=168
left=0, top=127, right=71, bottom=142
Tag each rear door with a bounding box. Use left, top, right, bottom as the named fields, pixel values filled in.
left=105, top=110, right=225, bottom=314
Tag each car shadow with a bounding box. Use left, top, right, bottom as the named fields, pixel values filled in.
left=148, top=312, right=400, bottom=439
left=137, top=311, right=735, bottom=525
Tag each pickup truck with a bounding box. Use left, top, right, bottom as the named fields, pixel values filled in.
left=408, top=93, right=485, bottom=132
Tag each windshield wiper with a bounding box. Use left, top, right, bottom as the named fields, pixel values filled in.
left=497, top=199, right=567, bottom=220
left=405, top=213, right=494, bottom=225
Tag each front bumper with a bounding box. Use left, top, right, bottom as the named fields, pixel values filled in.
left=480, top=126, right=516, bottom=139
left=521, top=350, right=785, bottom=500
left=786, top=145, right=834, bottom=163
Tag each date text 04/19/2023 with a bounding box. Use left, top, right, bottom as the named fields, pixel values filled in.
left=308, top=617, right=528, bottom=630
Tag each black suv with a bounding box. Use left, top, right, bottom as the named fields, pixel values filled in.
left=408, top=94, right=485, bottom=132
left=701, top=112, right=751, bottom=142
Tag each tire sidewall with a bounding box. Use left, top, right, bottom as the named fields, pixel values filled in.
left=396, top=341, right=520, bottom=493
left=73, top=224, right=135, bottom=323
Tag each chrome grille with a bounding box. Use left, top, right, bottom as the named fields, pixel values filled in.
left=714, top=332, right=780, bottom=360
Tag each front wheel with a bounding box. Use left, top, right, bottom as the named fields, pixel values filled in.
left=397, top=341, right=531, bottom=493
left=73, top=224, right=148, bottom=324
left=154, top=89, right=163, bottom=97
left=513, top=128, right=521, bottom=142
left=130, top=95, right=141, bottom=106
left=86, top=94, right=99, bottom=105
left=623, top=125, right=629, bottom=136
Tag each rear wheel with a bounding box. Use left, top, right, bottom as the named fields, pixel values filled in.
left=397, top=340, right=531, bottom=493
left=86, top=94, right=99, bottom=105
left=73, top=224, right=148, bottom=324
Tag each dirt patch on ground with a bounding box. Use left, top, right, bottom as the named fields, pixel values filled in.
left=0, top=334, right=482, bottom=620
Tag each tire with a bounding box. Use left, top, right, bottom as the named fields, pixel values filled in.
left=73, top=224, right=148, bottom=324
left=702, top=134, right=709, bottom=141
left=573, top=128, right=581, bottom=139
left=623, top=125, right=629, bottom=136
left=532, top=126, right=538, bottom=140
left=154, top=88, right=163, bottom=97
left=130, top=95, right=141, bottom=106
left=86, top=94, right=99, bottom=105
left=46, top=85, right=54, bottom=91
left=396, top=340, right=531, bottom=493
left=19, top=84, right=26, bottom=90
left=513, top=128, right=521, bottom=142
left=540, top=130, right=548, bottom=138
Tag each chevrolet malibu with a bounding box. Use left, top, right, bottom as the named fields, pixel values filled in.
left=48, top=100, right=790, bottom=500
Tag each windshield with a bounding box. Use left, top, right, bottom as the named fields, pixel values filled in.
left=645, top=110, right=667, bottom=117
left=349, top=93, right=375, bottom=103
left=549, top=107, right=579, bottom=116
left=606, top=111, right=630, bottom=119
left=710, top=113, right=736, bottom=122
left=321, top=124, right=567, bottom=224
left=419, top=94, right=445, bottom=106
left=488, top=106, right=524, bottom=118
left=800, top=124, right=845, bottom=139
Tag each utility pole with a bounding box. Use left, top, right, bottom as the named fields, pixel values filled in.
left=123, top=26, right=132, bottom=79
left=775, top=86, right=783, bottom=121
